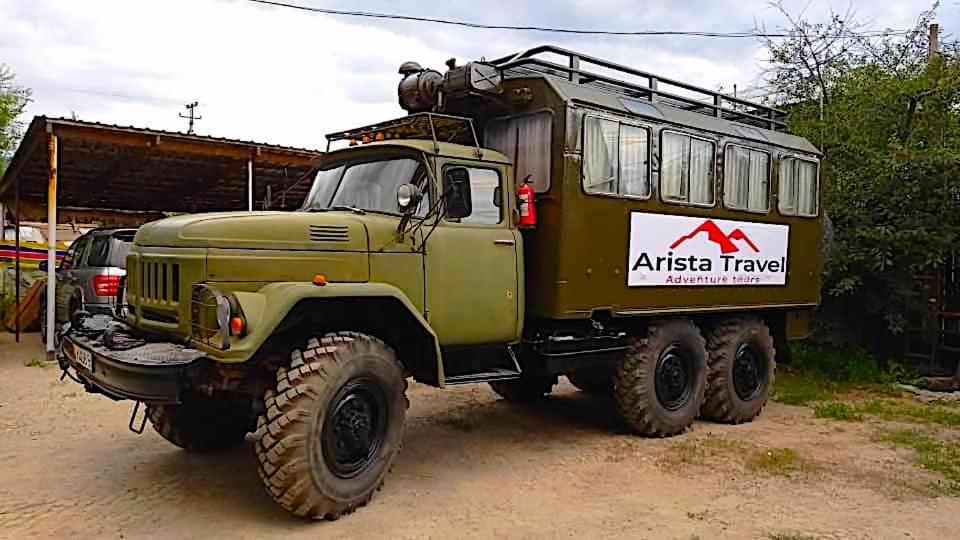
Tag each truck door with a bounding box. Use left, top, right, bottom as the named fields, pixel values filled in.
left=424, top=164, right=520, bottom=346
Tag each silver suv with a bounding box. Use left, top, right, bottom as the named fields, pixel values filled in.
left=40, top=228, right=137, bottom=340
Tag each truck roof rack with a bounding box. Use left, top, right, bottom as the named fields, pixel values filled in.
left=490, top=45, right=787, bottom=132
left=325, top=112, right=481, bottom=155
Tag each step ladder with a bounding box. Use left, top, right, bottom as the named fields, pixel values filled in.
left=442, top=346, right=523, bottom=385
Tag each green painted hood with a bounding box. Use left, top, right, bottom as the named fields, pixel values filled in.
left=135, top=211, right=369, bottom=252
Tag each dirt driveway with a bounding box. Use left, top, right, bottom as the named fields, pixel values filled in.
left=1, top=332, right=959, bottom=539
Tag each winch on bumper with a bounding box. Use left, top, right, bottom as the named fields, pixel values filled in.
left=59, top=315, right=206, bottom=404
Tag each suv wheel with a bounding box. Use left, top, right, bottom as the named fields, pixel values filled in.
left=701, top=316, right=775, bottom=423
left=254, top=332, right=408, bottom=520
left=613, top=318, right=707, bottom=436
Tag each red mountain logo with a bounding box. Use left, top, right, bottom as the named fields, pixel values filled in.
left=669, top=219, right=759, bottom=254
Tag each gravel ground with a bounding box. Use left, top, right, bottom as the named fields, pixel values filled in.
left=2, top=331, right=959, bottom=539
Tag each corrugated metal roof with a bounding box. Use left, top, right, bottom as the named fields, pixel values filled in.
left=0, top=116, right=325, bottom=218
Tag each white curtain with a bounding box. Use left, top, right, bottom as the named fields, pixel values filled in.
left=779, top=160, right=797, bottom=215
left=725, top=147, right=769, bottom=211
left=724, top=146, right=750, bottom=209
left=583, top=117, right=617, bottom=193
left=797, top=160, right=817, bottom=215
left=688, top=138, right=714, bottom=204
left=748, top=151, right=770, bottom=211
left=485, top=112, right=552, bottom=193
left=661, top=132, right=687, bottom=200
left=619, top=125, right=649, bottom=196
left=485, top=119, right=516, bottom=164
left=516, top=113, right=552, bottom=192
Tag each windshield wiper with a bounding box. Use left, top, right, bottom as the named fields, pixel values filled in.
left=307, top=205, right=366, bottom=215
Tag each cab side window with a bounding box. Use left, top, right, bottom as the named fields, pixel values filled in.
left=779, top=157, right=819, bottom=217
left=444, top=167, right=502, bottom=225
left=661, top=131, right=715, bottom=205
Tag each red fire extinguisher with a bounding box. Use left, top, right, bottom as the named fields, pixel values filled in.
left=517, top=174, right=537, bottom=228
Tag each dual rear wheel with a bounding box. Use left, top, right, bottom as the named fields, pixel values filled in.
left=494, top=316, right=776, bottom=437
left=614, top=316, right=775, bottom=436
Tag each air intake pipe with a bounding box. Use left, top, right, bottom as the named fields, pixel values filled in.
left=397, top=58, right=503, bottom=113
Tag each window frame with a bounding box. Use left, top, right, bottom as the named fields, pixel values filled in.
left=777, top=154, right=821, bottom=218
left=310, top=154, right=430, bottom=217
left=579, top=113, right=653, bottom=202
left=64, top=234, right=91, bottom=269
left=722, top=143, right=772, bottom=214
left=658, top=129, right=718, bottom=208
left=440, top=163, right=506, bottom=227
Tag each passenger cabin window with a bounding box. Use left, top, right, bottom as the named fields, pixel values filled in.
left=485, top=112, right=552, bottom=193
left=582, top=117, right=650, bottom=197
left=724, top=146, right=770, bottom=212
left=779, top=157, right=818, bottom=217
left=444, top=167, right=502, bottom=225
left=661, top=132, right=715, bottom=205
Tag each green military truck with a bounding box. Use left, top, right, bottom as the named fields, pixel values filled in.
left=60, top=45, right=824, bottom=520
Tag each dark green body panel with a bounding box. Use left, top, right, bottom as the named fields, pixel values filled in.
left=468, top=77, right=824, bottom=321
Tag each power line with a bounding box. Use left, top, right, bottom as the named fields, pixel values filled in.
left=33, top=84, right=188, bottom=106
left=245, top=0, right=914, bottom=38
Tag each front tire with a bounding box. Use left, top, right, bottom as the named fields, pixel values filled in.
left=147, top=394, right=253, bottom=452
left=701, top=316, right=775, bottom=424
left=613, top=319, right=707, bottom=436
left=255, top=332, right=408, bottom=520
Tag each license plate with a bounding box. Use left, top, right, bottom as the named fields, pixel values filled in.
left=73, top=345, right=93, bottom=372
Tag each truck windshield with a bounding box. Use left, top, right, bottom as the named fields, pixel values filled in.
left=302, top=158, right=423, bottom=214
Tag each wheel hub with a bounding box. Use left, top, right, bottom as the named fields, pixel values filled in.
left=655, top=344, right=694, bottom=411
left=733, top=344, right=766, bottom=401
left=322, top=378, right=388, bottom=479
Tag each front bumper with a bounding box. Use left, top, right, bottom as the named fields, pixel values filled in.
left=59, top=316, right=206, bottom=404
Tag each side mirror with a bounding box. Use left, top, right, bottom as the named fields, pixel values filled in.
left=38, top=261, right=49, bottom=272
left=443, top=167, right=472, bottom=219
left=396, top=183, right=423, bottom=214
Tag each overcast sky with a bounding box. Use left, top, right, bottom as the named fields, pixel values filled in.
left=1, top=0, right=956, bottom=150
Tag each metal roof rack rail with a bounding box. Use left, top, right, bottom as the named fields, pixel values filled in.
left=325, top=112, right=481, bottom=155
left=490, top=45, right=787, bottom=132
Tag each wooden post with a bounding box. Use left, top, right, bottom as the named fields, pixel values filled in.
left=14, top=166, right=20, bottom=343
left=46, top=133, right=58, bottom=357
left=248, top=157, right=254, bottom=211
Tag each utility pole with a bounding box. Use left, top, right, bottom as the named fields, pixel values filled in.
left=179, top=101, right=202, bottom=134
left=928, top=23, right=939, bottom=59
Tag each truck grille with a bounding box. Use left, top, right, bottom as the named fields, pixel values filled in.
left=309, top=225, right=349, bottom=243
left=140, top=261, right=181, bottom=304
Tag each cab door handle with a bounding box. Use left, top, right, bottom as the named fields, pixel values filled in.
left=494, top=239, right=516, bottom=246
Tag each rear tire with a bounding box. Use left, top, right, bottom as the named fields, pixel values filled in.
left=567, top=370, right=613, bottom=395
left=147, top=394, right=253, bottom=452
left=701, top=316, right=775, bottom=424
left=254, top=332, right=408, bottom=520
left=489, top=374, right=557, bottom=402
left=613, top=319, right=707, bottom=437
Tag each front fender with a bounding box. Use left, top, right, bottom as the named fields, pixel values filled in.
left=205, top=282, right=444, bottom=384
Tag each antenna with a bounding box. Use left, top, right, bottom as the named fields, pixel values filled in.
left=179, top=101, right=202, bottom=134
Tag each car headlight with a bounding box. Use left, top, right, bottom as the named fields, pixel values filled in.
left=190, top=284, right=245, bottom=350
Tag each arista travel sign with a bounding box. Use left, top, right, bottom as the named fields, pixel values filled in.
left=627, top=213, right=789, bottom=287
